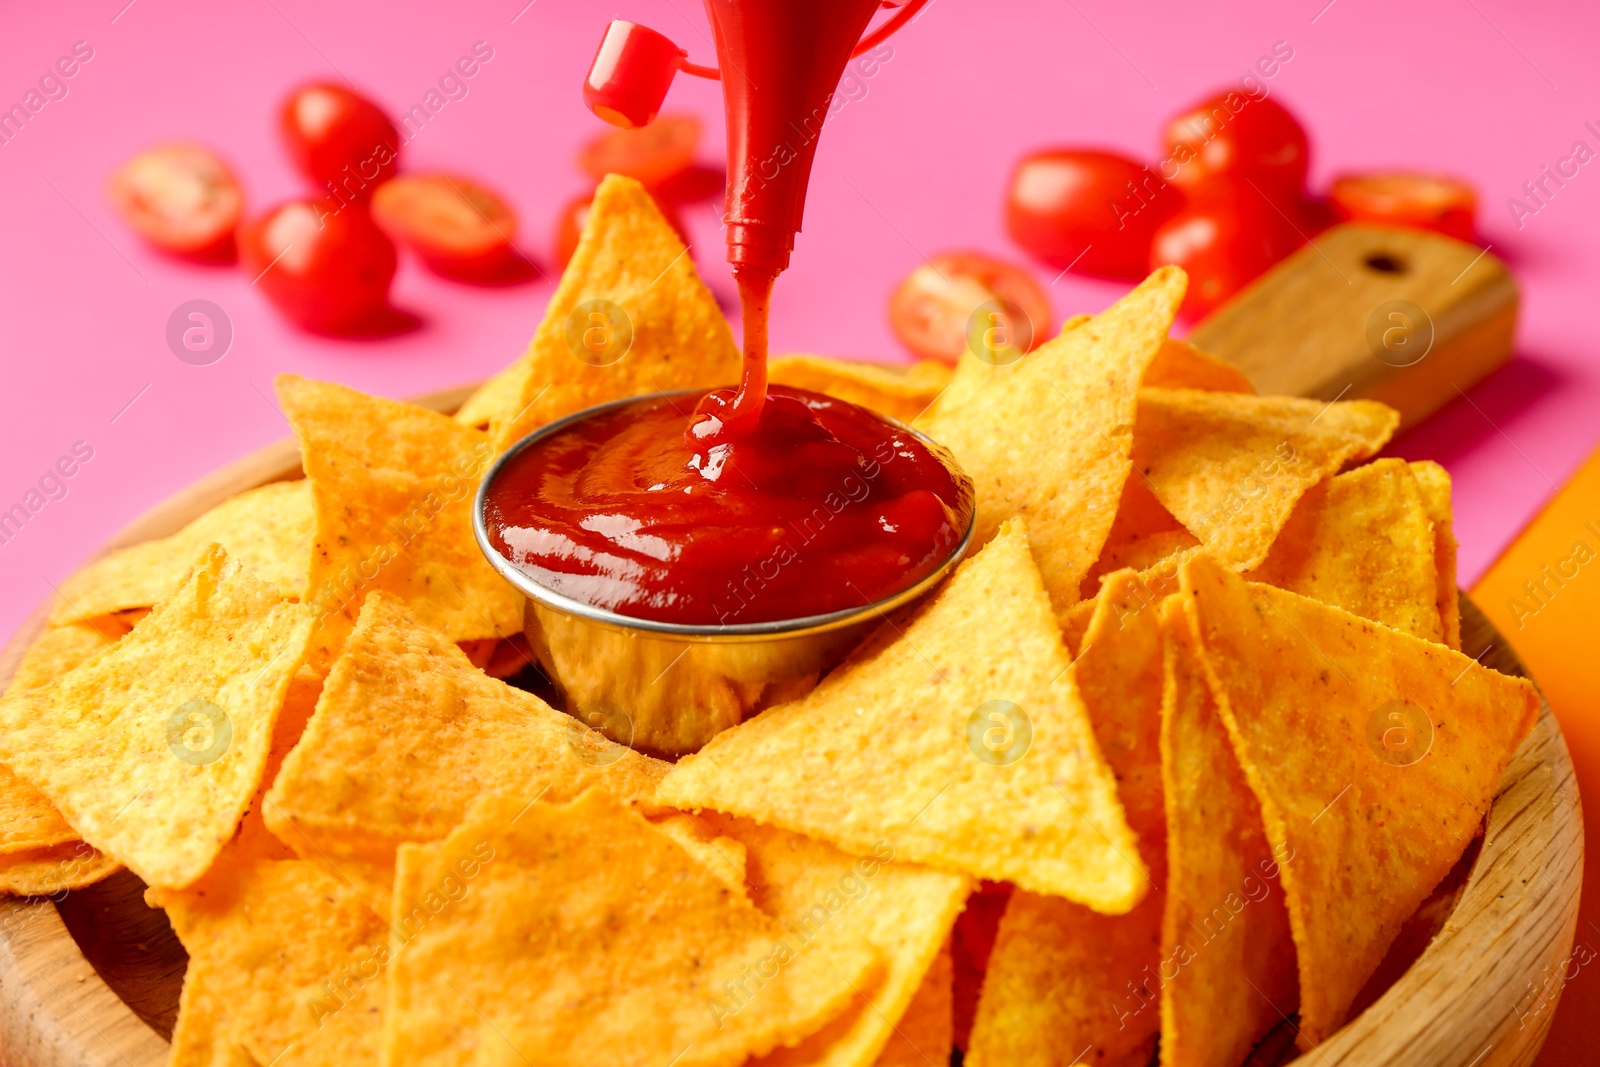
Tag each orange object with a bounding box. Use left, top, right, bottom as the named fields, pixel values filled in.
left=1472, top=437, right=1600, bottom=1064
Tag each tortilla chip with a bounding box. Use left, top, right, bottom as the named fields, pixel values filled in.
left=967, top=891, right=1163, bottom=1067
left=875, top=940, right=953, bottom=1067
left=48, top=481, right=313, bottom=625
left=1083, top=476, right=1198, bottom=603
left=661, top=519, right=1146, bottom=912
left=769, top=355, right=953, bottom=424
left=0, top=841, right=119, bottom=896
left=1158, top=594, right=1296, bottom=1067
left=1248, top=459, right=1443, bottom=642
left=231, top=665, right=322, bottom=865
left=705, top=816, right=968, bottom=1067
left=0, top=764, right=80, bottom=856
left=163, top=857, right=386, bottom=1066
left=651, top=813, right=750, bottom=896
left=385, top=788, right=879, bottom=1067
left=454, top=358, right=529, bottom=431
left=1132, top=389, right=1399, bottom=571
left=1410, top=461, right=1461, bottom=649
left=1143, top=338, right=1255, bottom=393
left=917, top=267, right=1185, bottom=615
left=0, top=545, right=310, bottom=890
left=265, top=593, right=668, bottom=917
left=276, top=374, right=522, bottom=671
left=1178, top=554, right=1540, bottom=1047
left=168, top=958, right=259, bottom=1067
left=491, top=174, right=740, bottom=449
left=7, top=614, right=131, bottom=694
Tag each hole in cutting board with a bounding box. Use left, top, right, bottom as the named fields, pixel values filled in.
left=1363, top=252, right=1408, bottom=274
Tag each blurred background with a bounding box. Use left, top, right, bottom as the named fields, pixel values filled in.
left=1, top=1, right=1598, bottom=1060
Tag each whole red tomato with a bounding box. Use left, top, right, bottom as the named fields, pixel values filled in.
left=280, top=84, right=400, bottom=203
left=1149, top=181, right=1306, bottom=317
left=1005, top=149, right=1180, bottom=279
left=1163, top=91, right=1309, bottom=197
left=239, top=200, right=397, bottom=332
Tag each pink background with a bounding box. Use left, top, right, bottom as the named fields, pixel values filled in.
left=2, top=0, right=1598, bottom=637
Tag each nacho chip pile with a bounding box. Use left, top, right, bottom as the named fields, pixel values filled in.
left=0, top=182, right=1537, bottom=1067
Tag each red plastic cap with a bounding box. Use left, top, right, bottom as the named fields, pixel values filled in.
left=583, top=20, right=685, bottom=130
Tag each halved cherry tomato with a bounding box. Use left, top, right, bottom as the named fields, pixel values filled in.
left=1164, top=91, right=1309, bottom=197
left=1149, top=180, right=1306, bottom=318
left=1330, top=173, right=1476, bottom=241
left=889, top=252, right=1053, bottom=365
left=555, top=188, right=688, bottom=267
left=280, top=84, right=400, bottom=203
left=372, top=174, right=519, bottom=280
left=576, top=114, right=699, bottom=187
left=238, top=200, right=396, bottom=333
left=106, top=143, right=243, bottom=258
left=1005, top=149, right=1180, bottom=280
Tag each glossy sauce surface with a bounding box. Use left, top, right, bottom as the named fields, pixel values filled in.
left=484, top=385, right=972, bottom=625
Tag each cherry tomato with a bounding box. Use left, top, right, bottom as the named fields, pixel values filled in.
left=1330, top=173, right=1476, bottom=241
left=371, top=174, right=519, bottom=280
left=555, top=189, right=688, bottom=268
left=238, top=200, right=396, bottom=332
left=106, top=142, right=243, bottom=258
left=889, top=252, right=1053, bottom=365
left=1149, top=181, right=1305, bottom=318
left=280, top=84, right=400, bottom=203
left=1163, top=91, right=1309, bottom=196
left=1005, top=149, right=1179, bottom=280
left=576, top=114, right=699, bottom=187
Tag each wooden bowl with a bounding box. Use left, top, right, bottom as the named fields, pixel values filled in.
left=0, top=386, right=1580, bottom=1066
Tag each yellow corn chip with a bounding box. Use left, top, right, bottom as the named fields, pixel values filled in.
left=453, top=358, right=528, bottom=431
left=385, top=789, right=879, bottom=1067
left=661, top=519, right=1146, bottom=912
left=875, top=940, right=953, bottom=1067
left=1179, top=554, right=1540, bottom=1047
left=0, top=545, right=310, bottom=890
left=1248, top=459, right=1443, bottom=642
left=1410, top=460, right=1461, bottom=649
left=967, top=891, right=1163, bottom=1067
left=1132, top=388, right=1399, bottom=571
left=1158, top=594, right=1296, bottom=1067
left=769, top=355, right=953, bottom=424
left=0, top=841, right=119, bottom=896
left=49, top=481, right=313, bottom=625
left=1083, top=476, right=1198, bottom=601
left=7, top=614, right=130, bottom=694
left=1143, top=338, right=1255, bottom=393
left=917, top=267, right=1185, bottom=615
left=491, top=174, right=740, bottom=449
left=168, top=958, right=259, bottom=1067
left=265, top=593, right=668, bottom=916
left=0, top=765, right=79, bottom=856
left=705, top=816, right=968, bottom=1067
left=652, top=813, right=750, bottom=896
left=276, top=374, right=522, bottom=670
left=163, top=857, right=386, bottom=1067
left=231, top=665, right=322, bottom=865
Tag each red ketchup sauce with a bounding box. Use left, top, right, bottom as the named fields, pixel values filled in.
left=483, top=385, right=973, bottom=626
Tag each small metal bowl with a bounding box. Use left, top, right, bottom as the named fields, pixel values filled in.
left=473, top=389, right=975, bottom=757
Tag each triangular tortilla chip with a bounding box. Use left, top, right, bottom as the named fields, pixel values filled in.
left=0, top=545, right=310, bottom=889
left=385, top=789, right=879, bottom=1067
left=0, top=765, right=80, bottom=856
left=0, top=841, right=119, bottom=896
left=917, top=268, right=1185, bottom=615
left=660, top=519, right=1146, bottom=912
left=966, top=571, right=1171, bottom=1067
left=276, top=374, right=522, bottom=670
left=453, top=358, right=529, bottom=431
left=1410, top=461, right=1461, bottom=649
left=162, top=857, right=386, bottom=1066
left=1083, top=475, right=1199, bottom=608
left=704, top=816, right=968, bottom=1067
left=967, top=890, right=1163, bottom=1067
left=49, top=481, right=312, bottom=625
left=1158, top=594, right=1296, bottom=1067
left=168, top=957, right=257, bottom=1067
left=1178, top=554, right=1540, bottom=1046
left=769, top=355, right=953, bottom=424
left=1132, top=389, right=1399, bottom=571
left=264, top=593, right=668, bottom=917
left=490, top=174, right=740, bottom=449
left=1143, top=338, right=1255, bottom=393
left=875, top=940, right=953, bottom=1067
left=1248, top=458, right=1443, bottom=641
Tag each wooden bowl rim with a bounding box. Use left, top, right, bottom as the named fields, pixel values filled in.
left=0, top=383, right=1580, bottom=1067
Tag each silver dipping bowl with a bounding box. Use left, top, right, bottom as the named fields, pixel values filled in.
left=473, top=389, right=975, bottom=757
